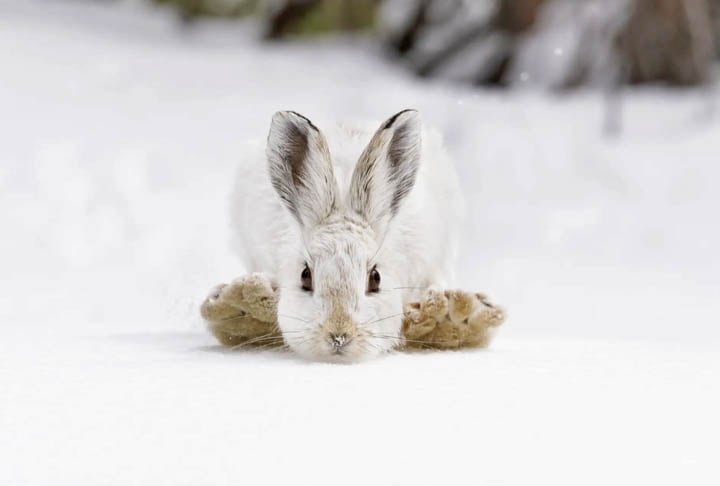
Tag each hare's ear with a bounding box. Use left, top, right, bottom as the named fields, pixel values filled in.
left=266, top=111, right=339, bottom=229
left=348, top=109, right=421, bottom=237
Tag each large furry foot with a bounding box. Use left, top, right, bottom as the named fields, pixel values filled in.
left=401, top=289, right=505, bottom=349
left=200, top=273, right=282, bottom=348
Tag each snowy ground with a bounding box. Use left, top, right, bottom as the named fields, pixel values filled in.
left=1, top=1, right=719, bottom=485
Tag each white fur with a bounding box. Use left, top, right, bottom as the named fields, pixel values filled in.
left=230, top=110, right=464, bottom=362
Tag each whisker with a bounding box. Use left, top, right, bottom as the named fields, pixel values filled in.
left=231, top=332, right=281, bottom=342
left=216, top=313, right=249, bottom=322
left=371, top=334, right=464, bottom=347
left=230, top=336, right=286, bottom=350
left=240, top=341, right=285, bottom=351
left=361, top=340, right=383, bottom=353
left=229, top=329, right=310, bottom=346
left=278, top=314, right=310, bottom=323
left=285, top=333, right=319, bottom=347
left=361, top=312, right=404, bottom=326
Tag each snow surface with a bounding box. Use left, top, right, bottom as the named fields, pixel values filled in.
left=1, top=1, right=719, bottom=485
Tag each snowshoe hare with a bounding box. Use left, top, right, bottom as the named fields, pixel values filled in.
left=201, top=109, right=504, bottom=362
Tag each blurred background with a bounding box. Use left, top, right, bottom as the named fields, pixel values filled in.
left=1, top=0, right=719, bottom=343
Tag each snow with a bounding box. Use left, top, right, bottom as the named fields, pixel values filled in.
left=5, top=333, right=719, bottom=485
left=1, top=1, right=719, bottom=485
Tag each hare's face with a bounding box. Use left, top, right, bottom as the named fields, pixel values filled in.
left=277, top=216, right=403, bottom=362
left=266, top=109, right=421, bottom=362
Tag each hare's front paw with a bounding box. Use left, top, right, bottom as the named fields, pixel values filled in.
left=402, top=289, right=505, bottom=349
left=200, top=273, right=281, bottom=347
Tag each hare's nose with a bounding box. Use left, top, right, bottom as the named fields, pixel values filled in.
left=329, top=333, right=349, bottom=349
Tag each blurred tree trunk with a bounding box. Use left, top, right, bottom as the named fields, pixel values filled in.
left=706, top=0, right=720, bottom=58
left=494, top=0, right=545, bottom=33
left=264, top=0, right=320, bottom=38
left=388, top=0, right=717, bottom=88
left=264, top=0, right=380, bottom=39
left=392, top=0, right=548, bottom=84
left=389, top=0, right=433, bottom=54
left=615, top=0, right=716, bottom=85
left=477, top=0, right=546, bottom=85
left=153, top=0, right=259, bottom=20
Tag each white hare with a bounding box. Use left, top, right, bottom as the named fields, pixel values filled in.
left=226, top=109, right=464, bottom=361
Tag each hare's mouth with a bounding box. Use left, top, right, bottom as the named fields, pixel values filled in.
left=328, top=341, right=356, bottom=359
left=318, top=338, right=370, bottom=363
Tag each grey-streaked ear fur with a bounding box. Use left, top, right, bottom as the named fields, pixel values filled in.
left=348, top=109, right=422, bottom=237
left=266, top=111, right=338, bottom=228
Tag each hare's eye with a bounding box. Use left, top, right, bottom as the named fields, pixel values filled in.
left=301, top=265, right=313, bottom=292
left=367, top=267, right=381, bottom=293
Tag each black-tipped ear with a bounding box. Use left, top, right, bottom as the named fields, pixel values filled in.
left=348, top=109, right=422, bottom=237
left=266, top=111, right=338, bottom=228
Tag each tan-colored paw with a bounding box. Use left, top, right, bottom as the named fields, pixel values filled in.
left=200, top=283, right=243, bottom=323
left=446, top=289, right=476, bottom=323
left=221, top=273, right=278, bottom=323
left=420, top=288, right=449, bottom=319
left=402, top=301, right=436, bottom=340
left=201, top=273, right=277, bottom=323
left=471, top=297, right=505, bottom=329
left=401, top=289, right=505, bottom=350
left=200, top=273, right=282, bottom=348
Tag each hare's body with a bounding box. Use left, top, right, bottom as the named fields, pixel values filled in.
left=229, top=111, right=464, bottom=361
left=232, top=122, right=463, bottom=298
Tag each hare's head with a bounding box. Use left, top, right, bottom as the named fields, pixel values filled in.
left=266, top=109, right=422, bottom=362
